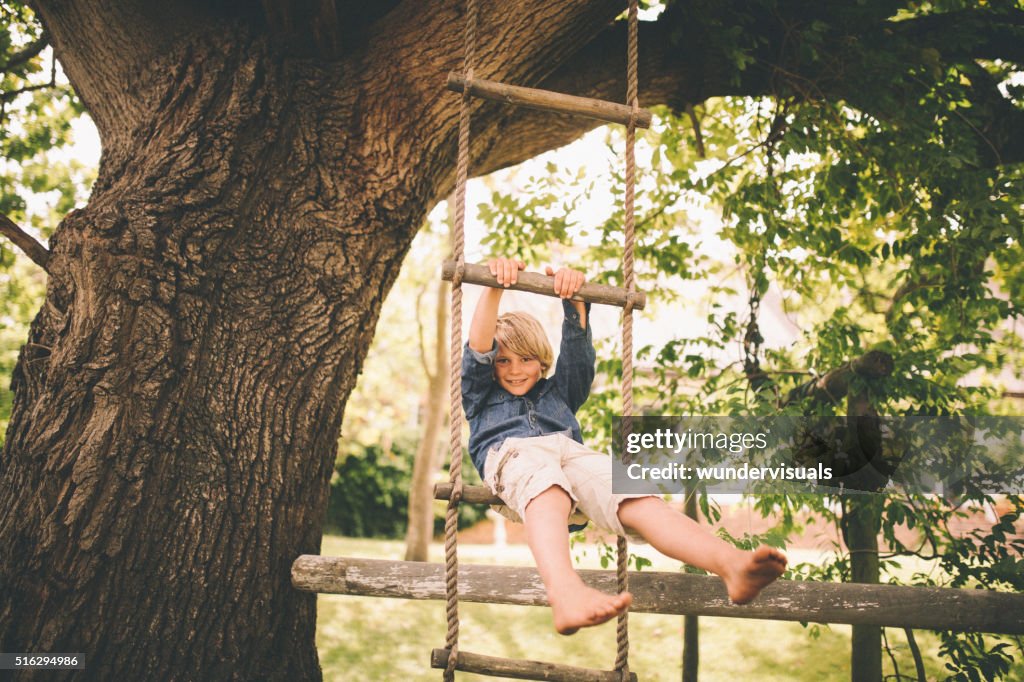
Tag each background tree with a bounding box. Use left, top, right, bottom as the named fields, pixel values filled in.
left=404, top=206, right=451, bottom=562
left=0, top=0, right=1021, bottom=680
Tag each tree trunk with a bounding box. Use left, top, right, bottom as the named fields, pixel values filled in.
left=0, top=31, right=428, bottom=680
left=404, top=217, right=451, bottom=562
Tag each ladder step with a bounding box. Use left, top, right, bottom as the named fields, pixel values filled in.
left=434, top=482, right=503, bottom=505
left=447, top=72, right=652, bottom=129
left=430, top=648, right=638, bottom=682
left=442, top=260, right=646, bottom=311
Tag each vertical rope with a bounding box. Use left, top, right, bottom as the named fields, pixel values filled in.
left=443, top=1, right=477, bottom=679
left=615, top=0, right=639, bottom=678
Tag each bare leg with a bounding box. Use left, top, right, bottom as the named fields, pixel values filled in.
left=524, top=486, right=632, bottom=634
left=617, top=497, right=787, bottom=604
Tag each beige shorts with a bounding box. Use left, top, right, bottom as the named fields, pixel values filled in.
left=483, top=433, right=655, bottom=539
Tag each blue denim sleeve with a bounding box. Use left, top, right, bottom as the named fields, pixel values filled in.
left=462, top=340, right=497, bottom=419
left=552, top=299, right=595, bottom=413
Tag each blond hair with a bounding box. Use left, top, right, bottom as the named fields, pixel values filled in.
left=495, top=311, right=554, bottom=377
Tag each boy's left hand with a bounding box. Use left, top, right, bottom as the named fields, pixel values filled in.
left=545, top=266, right=585, bottom=299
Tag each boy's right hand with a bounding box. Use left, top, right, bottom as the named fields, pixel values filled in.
left=487, top=257, right=526, bottom=287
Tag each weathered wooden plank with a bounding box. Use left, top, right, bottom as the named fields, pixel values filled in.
left=434, top=483, right=503, bottom=505
left=442, top=260, right=647, bottom=311
left=447, top=72, right=653, bottom=129
left=292, top=556, right=1024, bottom=634
left=430, top=649, right=637, bottom=682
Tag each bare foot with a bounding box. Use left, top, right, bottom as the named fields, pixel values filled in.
left=548, top=583, right=632, bottom=635
left=722, top=545, right=787, bottom=605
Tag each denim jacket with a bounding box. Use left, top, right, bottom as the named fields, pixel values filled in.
left=462, top=299, right=595, bottom=475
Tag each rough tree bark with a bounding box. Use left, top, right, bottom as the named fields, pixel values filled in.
left=0, top=0, right=1020, bottom=679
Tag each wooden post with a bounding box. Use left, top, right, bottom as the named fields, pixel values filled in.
left=682, top=485, right=699, bottom=682
left=846, top=389, right=883, bottom=682
left=442, top=260, right=646, bottom=310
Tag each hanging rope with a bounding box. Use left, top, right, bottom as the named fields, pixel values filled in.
left=615, top=1, right=640, bottom=678
left=443, top=0, right=477, bottom=679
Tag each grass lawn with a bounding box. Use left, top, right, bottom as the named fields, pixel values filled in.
left=313, top=534, right=1021, bottom=681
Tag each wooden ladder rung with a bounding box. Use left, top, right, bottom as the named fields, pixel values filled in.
left=447, top=72, right=652, bottom=129
left=442, top=260, right=646, bottom=311
left=434, top=482, right=502, bottom=505
left=431, top=648, right=638, bottom=682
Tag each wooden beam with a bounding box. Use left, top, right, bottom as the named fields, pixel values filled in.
left=442, top=260, right=646, bottom=310
left=292, top=556, right=1024, bottom=634
left=434, top=482, right=502, bottom=505
left=447, top=72, right=653, bottom=129
left=430, top=649, right=637, bottom=682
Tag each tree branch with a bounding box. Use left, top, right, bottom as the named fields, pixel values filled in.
left=785, top=351, right=894, bottom=407
left=891, top=9, right=1024, bottom=63
left=2, top=33, right=50, bottom=72
left=0, top=80, right=61, bottom=104
left=360, top=0, right=626, bottom=195
left=472, top=16, right=701, bottom=176
left=885, top=275, right=940, bottom=324
left=471, top=6, right=1024, bottom=177
left=0, top=213, right=51, bottom=272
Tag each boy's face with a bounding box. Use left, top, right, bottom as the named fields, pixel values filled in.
left=494, top=342, right=543, bottom=396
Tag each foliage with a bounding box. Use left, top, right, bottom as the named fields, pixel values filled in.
left=0, top=258, right=45, bottom=431
left=1, top=2, right=92, bottom=235
left=478, top=1, right=1023, bottom=676
left=327, top=443, right=413, bottom=538
left=326, top=440, right=487, bottom=538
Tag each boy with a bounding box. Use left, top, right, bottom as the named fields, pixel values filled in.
left=463, top=257, right=787, bottom=635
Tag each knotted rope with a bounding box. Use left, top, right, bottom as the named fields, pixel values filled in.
left=443, top=0, right=477, bottom=679
left=615, top=1, right=640, bottom=678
